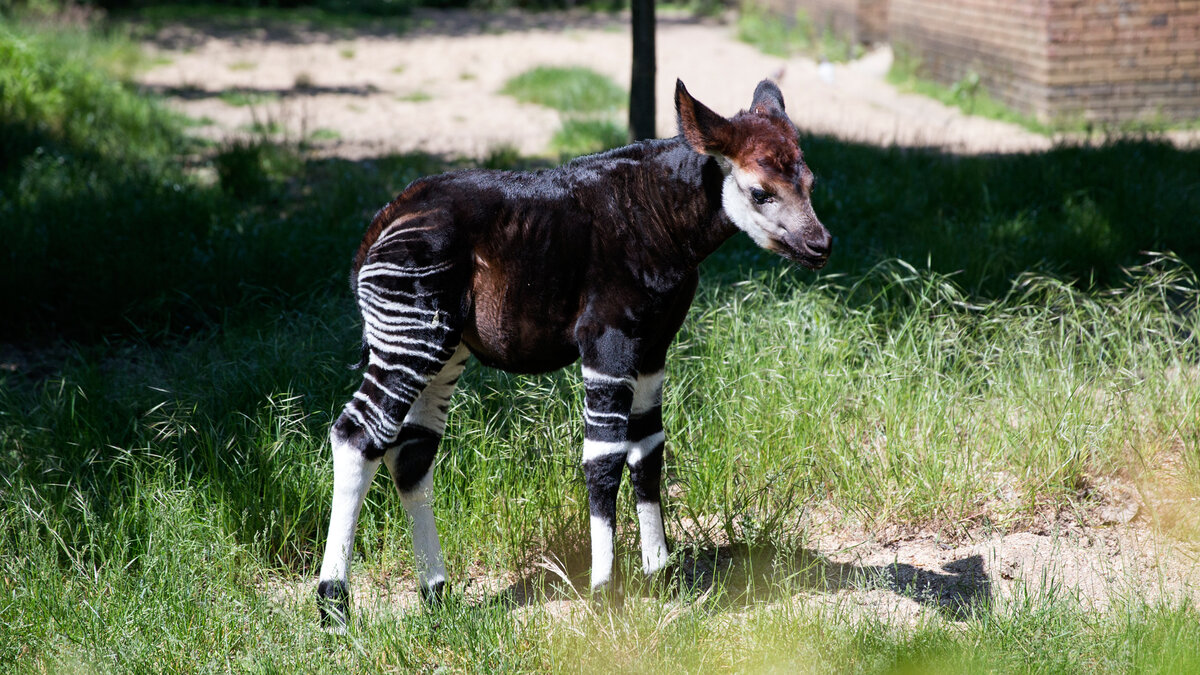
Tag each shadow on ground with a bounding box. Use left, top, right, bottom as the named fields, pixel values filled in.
left=128, top=7, right=714, bottom=50
left=487, top=541, right=990, bottom=621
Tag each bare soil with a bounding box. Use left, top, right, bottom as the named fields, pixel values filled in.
left=145, top=9, right=1200, bottom=622
left=137, top=8, right=1110, bottom=159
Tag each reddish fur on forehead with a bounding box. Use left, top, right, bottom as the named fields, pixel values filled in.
left=725, top=111, right=801, bottom=178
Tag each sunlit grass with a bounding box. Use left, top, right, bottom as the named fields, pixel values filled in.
left=551, top=118, right=628, bottom=157
left=737, top=6, right=861, bottom=62
left=501, top=65, right=625, bottom=114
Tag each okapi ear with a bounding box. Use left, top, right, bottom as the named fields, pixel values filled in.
left=675, top=79, right=733, bottom=156
left=750, top=79, right=786, bottom=117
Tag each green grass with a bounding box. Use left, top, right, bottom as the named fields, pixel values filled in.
left=309, top=127, right=342, bottom=141
left=396, top=89, right=432, bottom=103
left=737, top=5, right=861, bottom=62
left=503, top=65, right=629, bottom=157
left=4, top=13, right=1200, bottom=672
left=551, top=118, right=629, bottom=157
left=887, top=48, right=1200, bottom=136
left=218, top=89, right=280, bottom=107
left=501, top=65, right=626, bottom=114
left=887, top=48, right=1053, bottom=135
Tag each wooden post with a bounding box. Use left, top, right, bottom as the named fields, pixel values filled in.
left=629, top=0, right=656, bottom=141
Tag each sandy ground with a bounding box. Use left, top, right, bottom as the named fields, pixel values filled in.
left=136, top=9, right=1105, bottom=159
left=139, top=9, right=1200, bottom=622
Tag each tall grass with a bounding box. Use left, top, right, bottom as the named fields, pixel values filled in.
left=2, top=253, right=1200, bottom=667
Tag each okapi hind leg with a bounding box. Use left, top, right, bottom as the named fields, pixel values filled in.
left=317, top=421, right=382, bottom=630
left=317, top=227, right=467, bottom=630
left=383, top=343, right=470, bottom=607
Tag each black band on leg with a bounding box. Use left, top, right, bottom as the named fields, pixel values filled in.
left=628, top=441, right=664, bottom=504
left=584, top=453, right=628, bottom=525
left=387, top=424, right=441, bottom=493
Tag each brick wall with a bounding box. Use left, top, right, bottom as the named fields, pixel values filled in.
left=888, top=0, right=1200, bottom=124
left=1044, top=1, right=1200, bottom=123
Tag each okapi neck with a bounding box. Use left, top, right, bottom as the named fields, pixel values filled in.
left=622, top=137, right=739, bottom=270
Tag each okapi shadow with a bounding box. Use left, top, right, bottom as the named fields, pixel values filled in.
left=484, top=541, right=991, bottom=621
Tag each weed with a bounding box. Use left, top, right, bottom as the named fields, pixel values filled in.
left=552, top=118, right=628, bottom=157
left=308, top=127, right=341, bottom=141
left=737, top=6, right=862, bottom=62
left=396, top=90, right=432, bottom=103
left=241, top=119, right=284, bottom=135
left=218, top=89, right=280, bottom=107
left=501, top=65, right=625, bottom=113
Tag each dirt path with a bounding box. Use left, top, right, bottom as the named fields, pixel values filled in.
left=137, top=9, right=1066, bottom=159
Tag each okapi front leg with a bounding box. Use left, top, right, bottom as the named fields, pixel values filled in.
left=580, top=365, right=636, bottom=592
left=627, top=370, right=669, bottom=576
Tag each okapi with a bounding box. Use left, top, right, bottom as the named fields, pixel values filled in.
left=317, top=78, right=831, bottom=628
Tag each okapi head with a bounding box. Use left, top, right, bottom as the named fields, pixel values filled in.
left=675, top=79, right=832, bottom=270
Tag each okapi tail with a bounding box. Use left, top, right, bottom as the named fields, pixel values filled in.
left=348, top=256, right=369, bottom=370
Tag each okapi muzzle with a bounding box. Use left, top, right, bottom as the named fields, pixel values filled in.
left=676, top=79, right=832, bottom=269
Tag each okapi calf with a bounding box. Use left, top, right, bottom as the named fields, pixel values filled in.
left=317, top=78, right=831, bottom=628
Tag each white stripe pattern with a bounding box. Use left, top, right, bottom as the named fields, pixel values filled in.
left=626, top=431, right=665, bottom=467
left=581, top=366, right=635, bottom=388
left=582, top=439, right=630, bottom=462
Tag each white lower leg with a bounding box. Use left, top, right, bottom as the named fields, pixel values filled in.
left=399, top=471, right=447, bottom=591
left=589, top=515, right=615, bottom=589
left=636, top=502, right=669, bottom=575
left=319, top=435, right=381, bottom=585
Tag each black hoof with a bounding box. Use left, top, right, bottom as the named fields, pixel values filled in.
left=589, top=580, right=625, bottom=611
left=317, top=579, right=350, bottom=630
left=419, top=580, right=448, bottom=608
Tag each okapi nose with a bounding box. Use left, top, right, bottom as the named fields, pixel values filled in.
left=806, top=228, right=833, bottom=258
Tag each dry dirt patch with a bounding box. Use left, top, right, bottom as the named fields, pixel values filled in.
left=137, top=9, right=1068, bottom=159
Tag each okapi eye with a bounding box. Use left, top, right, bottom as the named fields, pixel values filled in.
left=750, top=187, right=773, bottom=205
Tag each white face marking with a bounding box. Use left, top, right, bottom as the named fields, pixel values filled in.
left=636, top=502, right=669, bottom=575
left=720, top=166, right=789, bottom=250
left=589, top=514, right=615, bottom=589
left=319, top=434, right=382, bottom=585
left=396, top=470, right=447, bottom=590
